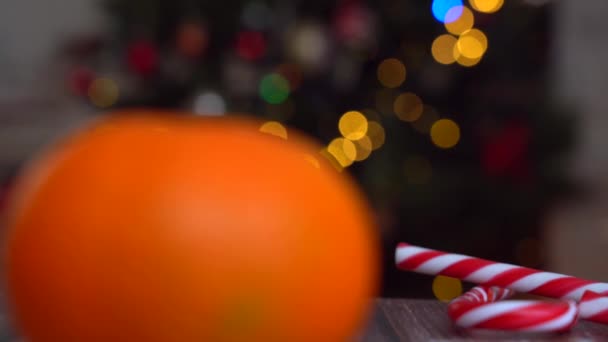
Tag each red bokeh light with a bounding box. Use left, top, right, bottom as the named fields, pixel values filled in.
left=235, top=31, right=266, bottom=61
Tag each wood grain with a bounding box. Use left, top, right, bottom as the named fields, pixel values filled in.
left=361, top=299, right=608, bottom=341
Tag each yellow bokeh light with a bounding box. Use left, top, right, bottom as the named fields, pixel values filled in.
left=366, top=121, right=386, bottom=150
left=456, top=54, right=482, bottom=67
left=445, top=6, right=474, bottom=36
left=432, top=275, right=463, bottom=302
left=339, top=111, right=368, bottom=140
left=430, top=119, right=461, bottom=149
left=319, top=149, right=343, bottom=172
left=327, top=138, right=356, bottom=167
left=404, top=156, right=432, bottom=185
left=412, top=106, right=439, bottom=134
left=469, top=0, right=504, bottom=13
left=466, top=29, right=488, bottom=50
left=353, top=136, right=373, bottom=162
left=88, top=77, right=119, bottom=108
left=259, top=121, right=288, bottom=139
left=456, top=29, right=487, bottom=60
left=377, top=58, right=406, bottom=88
left=457, top=36, right=484, bottom=59
left=431, top=34, right=458, bottom=65
left=394, top=92, right=424, bottom=122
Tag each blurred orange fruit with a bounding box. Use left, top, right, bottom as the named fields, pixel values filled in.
left=3, top=111, right=379, bottom=341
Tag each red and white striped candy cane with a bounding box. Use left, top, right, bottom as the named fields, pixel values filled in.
left=580, top=290, right=608, bottom=323
left=395, top=243, right=608, bottom=325
left=448, top=286, right=578, bottom=331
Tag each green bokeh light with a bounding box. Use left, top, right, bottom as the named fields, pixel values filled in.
left=259, top=73, right=290, bottom=104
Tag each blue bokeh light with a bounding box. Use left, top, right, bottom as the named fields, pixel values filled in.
left=432, top=0, right=464, bottom=23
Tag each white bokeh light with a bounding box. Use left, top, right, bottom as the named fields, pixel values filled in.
left=193, top=91, right=226, bottom=116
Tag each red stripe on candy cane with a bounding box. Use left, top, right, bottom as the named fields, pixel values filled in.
left=533, top=277, right=596, bottom=299
left=484, top=267, right=539, bottom=288
left=441, top=258, right=495, bottom=280
left=398, top=250, right=446, bottom=270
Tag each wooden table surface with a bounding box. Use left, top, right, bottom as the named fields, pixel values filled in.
left=4, top=298, right=608, bottom=341
left=362, top=299, right=608, bottom=341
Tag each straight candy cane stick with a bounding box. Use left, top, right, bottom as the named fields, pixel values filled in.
left=395, top=242, right=608, bottom=324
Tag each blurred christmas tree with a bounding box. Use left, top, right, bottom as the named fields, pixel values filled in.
left=62, top=0, right=576, bottom=296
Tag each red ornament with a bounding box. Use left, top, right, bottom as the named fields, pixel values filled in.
left=127, top=40, right=159, bottom=76
left=67, top=66, right=94, bottom=96
left=235, top=31, right=266, bottom=61
left=481, top=122, right=531, bottom=180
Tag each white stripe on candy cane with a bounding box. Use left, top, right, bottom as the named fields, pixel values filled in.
left=463, top=263, right=515, bottom=283
left=455, top=301, right=538, bottom=328
left=564, top=283, right=608, bottom=301
left=394, top=245, right=429, bottom=264
left=415, top=254, right=471, bottom=274
left=508, top=272, right=565, bottom=292
left=580, top=297, right=608, bottom=317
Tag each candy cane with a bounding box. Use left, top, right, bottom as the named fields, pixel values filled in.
left=448, top=286, right=578, bottom=332
left=395, top=242, right=608, bottom=327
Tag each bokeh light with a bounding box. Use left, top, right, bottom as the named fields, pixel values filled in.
left=432, top=34, right=458, bottom=65
left=259, top=73, right=290, bottom=104
left=287, top=22, right=330, bottom=73
left=176, top=22, right=208, bottom=58
left=445, top=6, right=474, bottom=36
left=432, top=0, right=464, bottom=23
left=366, top=121, right=386, bottom=150
left=339, top=111, right=368, bottom=140
left=193, top=91, right=226, bottom=116
left=455, top=54, right=482, bottom=67
left=456, top=29, right=488, bottom=59
left=88, top=77, right=119, bottom=108
left=432, top=275, right=463, bottom=302
left=259, top=121, right=288, bottom=139
left=222, top=57, right=259, bottom=97
left=377, top=58, right=406, bottom=88
left=412, top=106, right=440, bottom=134
left=393, top=92, right=424, bottom=122
left=327, top=138, right=357, bottom=167
left=469, top=0, right=504, bottom=13
left=430, top=118, right=461, bottom=148
left=236, top=31, right=267, bottom=61
left=353, top=136, right=373, bottom=161
left=404, top=156, right=432, bottom=185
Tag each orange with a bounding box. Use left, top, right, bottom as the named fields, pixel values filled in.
left=3, top=111, right=379, bottom=341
